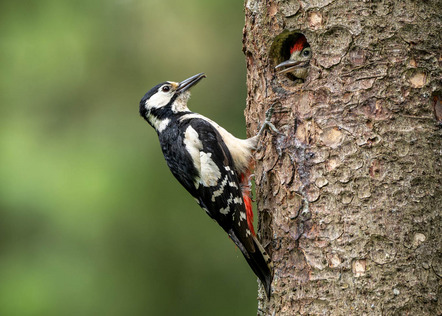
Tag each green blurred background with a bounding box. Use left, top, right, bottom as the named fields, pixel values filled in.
left=0, top=0, right=258, bottom=315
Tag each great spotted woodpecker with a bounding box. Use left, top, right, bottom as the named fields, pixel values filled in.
left=139, top=73, right=273, bottom=297
left=275, top=34, right=311, bottom=81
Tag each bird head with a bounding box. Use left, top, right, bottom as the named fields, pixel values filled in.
left=275, top=35, right=311, bottom=80
left=139, top=73, right=206, bottom=122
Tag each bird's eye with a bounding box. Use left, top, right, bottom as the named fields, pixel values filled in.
left=303, top=49, right=311, bottom=57
left=162, top=86, right=171, bottom=92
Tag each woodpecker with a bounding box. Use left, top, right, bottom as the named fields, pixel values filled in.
left=275, top=35, right=311, bottom=81
left=139, top=73, right=273, bottom=297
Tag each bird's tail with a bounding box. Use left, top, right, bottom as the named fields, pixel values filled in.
left=229, top=230, right=273, bottom=299
left=249, top=235, right=273, bottom=298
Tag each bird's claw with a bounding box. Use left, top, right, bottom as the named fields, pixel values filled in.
left=257, top=104, right=280, bottom=136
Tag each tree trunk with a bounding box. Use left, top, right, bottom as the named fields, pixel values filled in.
left=243, top=0, right=441, bottom=315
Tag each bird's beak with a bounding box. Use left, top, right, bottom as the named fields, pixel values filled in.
left=176, top=73, right=206, bottom=93
left=275, top=60, right=309, bottom=75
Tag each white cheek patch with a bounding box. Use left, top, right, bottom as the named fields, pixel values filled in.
left=145, top=90, right=173, bottom=110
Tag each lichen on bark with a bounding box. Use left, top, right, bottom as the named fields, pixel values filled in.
left=243, top=0, right=441, bottom=315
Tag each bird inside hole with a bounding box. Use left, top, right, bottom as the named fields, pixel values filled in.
left=275, top=34, right=311, bottom=83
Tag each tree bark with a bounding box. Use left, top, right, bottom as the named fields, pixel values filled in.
left=243, top=0, right=441, bottom=315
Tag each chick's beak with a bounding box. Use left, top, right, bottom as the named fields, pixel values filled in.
left=275, top=60, right=309, bottom=75
left=176, top=73, right=206, bottom=93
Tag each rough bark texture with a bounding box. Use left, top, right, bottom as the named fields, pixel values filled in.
left=243, top=0, right=441, bottom=315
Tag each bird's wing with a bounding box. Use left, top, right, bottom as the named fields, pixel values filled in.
left=166, top=117, right=272, bottom=297
left=181, top=118, right=256, bottom=252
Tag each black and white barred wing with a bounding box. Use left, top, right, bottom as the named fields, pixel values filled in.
left=178, top=117, right=272, bottom=297
left=180, top=119, right=254, bottom=250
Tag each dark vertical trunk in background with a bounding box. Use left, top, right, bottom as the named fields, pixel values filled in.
left=243, top=0, right=441, bottom=315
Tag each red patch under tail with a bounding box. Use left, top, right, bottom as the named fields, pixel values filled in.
left=240, top=166, right=256, bottom=236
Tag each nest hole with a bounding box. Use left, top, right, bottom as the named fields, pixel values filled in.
left=270, top=31, right=311, bottom=83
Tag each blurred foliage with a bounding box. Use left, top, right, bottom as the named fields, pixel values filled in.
left=0, top=0, right=258, bottom=315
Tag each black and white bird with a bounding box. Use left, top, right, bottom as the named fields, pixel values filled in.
left=139, top=73, right=273, bottom=297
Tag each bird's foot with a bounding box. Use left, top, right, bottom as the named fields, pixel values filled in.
left=257, top=104, right=280, bottom=137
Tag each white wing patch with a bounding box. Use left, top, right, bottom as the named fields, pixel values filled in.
left=183, top=125, right=222, bottom=188
left=200, top=152, right=221, bottom=187
left=183, top=126, right=203, bottom=187
left=179, top=113, right=256, bottom=173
